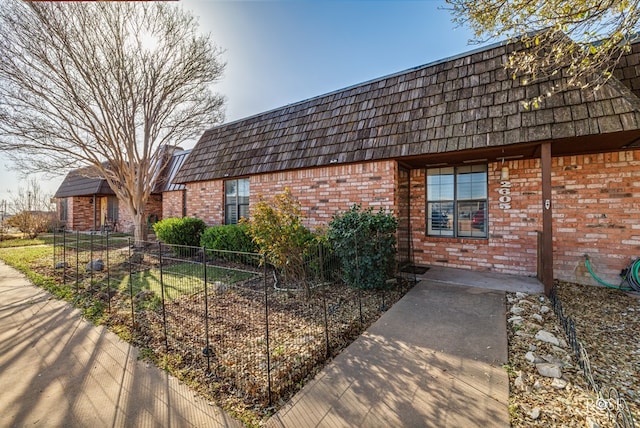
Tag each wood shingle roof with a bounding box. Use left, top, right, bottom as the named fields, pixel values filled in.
left=175, top=41, right=640, bottom=184
left=54, top=166, right=114, bottom=198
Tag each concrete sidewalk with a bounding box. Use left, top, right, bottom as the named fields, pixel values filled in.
left=0, top=260, right=241, bottom=428
left=268, top=279, right=514, bottom=427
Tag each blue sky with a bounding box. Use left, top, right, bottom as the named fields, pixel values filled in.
left=0, top=0, right=485, bottom=206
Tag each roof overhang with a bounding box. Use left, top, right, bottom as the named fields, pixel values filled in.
left=397, top=129, right=640, bottom=168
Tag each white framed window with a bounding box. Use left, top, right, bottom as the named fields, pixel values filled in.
left=427, top=165, right=487, bottom=238
left=225, top=178, right=249, bottom=224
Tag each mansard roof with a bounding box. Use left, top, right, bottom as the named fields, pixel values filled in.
left=176, top=41, right=640, bottom=184
left=54, top=166, right=114, bottom=198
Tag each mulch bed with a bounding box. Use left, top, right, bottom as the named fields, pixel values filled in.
left=507, top=280, right=639, bottom=427
left=104, top=272, right=413, bottom=424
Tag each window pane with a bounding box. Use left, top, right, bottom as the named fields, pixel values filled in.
left=108, top=197, right=119, bottom=221
left=225, top=178, right=250, bottom=224
left=225, top=204, right=238, bottom=225
left=238, top=178, right=249, bottom=197
left=427, top=201, right=453, bottom=236
left=225, top=180, right=237, bottom=197
left=239, top=204, right=249, bottom=221
left=427, top=167, right=454, bottom=201
left=457, top=201, right=487, bottom=238
left=457, top=165, right=487, bottom=200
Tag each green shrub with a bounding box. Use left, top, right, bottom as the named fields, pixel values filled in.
left=200, top=224, right=258, bottom=254
left=246, top=189, right=317, bottom=295
left=327, top=205, right=398, bottom=289
left=153, top=217, right=206, bottom=249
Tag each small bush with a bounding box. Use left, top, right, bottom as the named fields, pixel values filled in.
left=327, top=205, right=398, bottom=290
left=153, top=217, right=206, bottom=249
left=5, top=211, right=53, bottom=238
left=246, top=189, right=317, bottom=295
left=200, top=224, right=258, bottom=254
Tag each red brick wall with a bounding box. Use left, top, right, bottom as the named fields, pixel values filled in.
left=183, top=150, right=640, bottom=286
left=185, top=180, right=225, bottom=224
left=410, top=149, right=640, bottom=285
left=185, top=160, right=398, bottom=228
left=251, top=160, right=397, bottom=229
left=552, top=150, right=640, bottom=285
left=64, top=194, right=163, bottom=233
left=162, top=190, right=185, bottom=219
left=409, top=161, right=540, bottom=276
left=66, top=196, right=99, bottom=231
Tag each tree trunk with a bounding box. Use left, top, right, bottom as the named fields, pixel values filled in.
left=132, top=210, right=147, bottom=246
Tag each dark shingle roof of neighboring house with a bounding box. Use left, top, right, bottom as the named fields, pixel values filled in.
left=54, top=166, right=115, bottom=198
left=160, top=149, right=191, bottom=192
left=55, top=148, right=191, bottom=198
left=175, top=40, right=640, bottom=184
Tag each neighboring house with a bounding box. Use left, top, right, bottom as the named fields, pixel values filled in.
left=160, top=149, right=191, bottom=219
left=174, top=40, right=640, bottom=291
left=54, top=148, right=187, bottom=233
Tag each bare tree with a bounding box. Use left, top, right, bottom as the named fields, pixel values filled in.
left=446, top=0, right=640, bottom=107
left=0, top=1, right=225, bottom=243
left=6, top=178, right=55, bottom=238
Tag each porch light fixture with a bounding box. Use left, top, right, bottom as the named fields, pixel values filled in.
left=462, top=158, right=488, bottom=164
left=425, top=162, right=447, bottom=167
left=500, top=166, right=510, bottom=181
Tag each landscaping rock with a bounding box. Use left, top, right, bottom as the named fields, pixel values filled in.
left=525, top=351, right=543, bottom=364
left=536, top=363, right=562, bottom=378
left=510, top=305, right=525, bottom=315
left=86, top=259, right=104, bottom=272
left=534, top=330, right=560, bottom=346
left=508, top=315, right=524, bottom=324
left=55, top=261, right=69, bottom=269
left=531, top=313, right=544, bottom=323
left=528, top=407, right=541, bottom=420
left=551, top=378, right=568, bottom=389
left=514, top=371, right=526, bottom=390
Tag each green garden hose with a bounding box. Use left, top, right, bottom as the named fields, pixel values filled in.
left=584, top=255, right=640, bottom=292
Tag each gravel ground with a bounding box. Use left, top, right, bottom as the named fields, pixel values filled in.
left=507, top=281, right=640, bottom=427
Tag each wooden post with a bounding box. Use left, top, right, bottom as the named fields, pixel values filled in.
left=541, top=142, right=553, bottom=295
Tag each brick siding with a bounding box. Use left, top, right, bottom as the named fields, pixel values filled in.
left=410, top=149, right=640, bottom=285
left=184, top=150, right=640, bottom=286
left=65, top=196, right=99, bottom=231
left=185, top=160, right=397, bottom=228
left=162, top=190, right=186, bottom=219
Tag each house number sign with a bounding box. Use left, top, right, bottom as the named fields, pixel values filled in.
left=498, top=180, right=512, bottom=210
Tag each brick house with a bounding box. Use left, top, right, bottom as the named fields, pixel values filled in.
left=54, top=148, right=190, bottom=233
left=174, top=40, right=640, bottom=293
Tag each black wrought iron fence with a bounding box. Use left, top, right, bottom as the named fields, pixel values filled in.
left=52, top=230, right=410, bottom=409
left=550, top=287, right=636, bottom=428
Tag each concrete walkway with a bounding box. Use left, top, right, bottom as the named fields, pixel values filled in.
left=1, top=254, right=543, bottom=428
left=0, top=260, right=241, bottom=428
left=268, top=268, right=542, bottom=427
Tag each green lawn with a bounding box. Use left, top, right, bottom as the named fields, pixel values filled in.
left=0, top=236, right=54, bottom=248
left=119, top=262, right=257, bottom=301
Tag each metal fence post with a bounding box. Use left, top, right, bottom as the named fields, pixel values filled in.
left=62, top=231, right=66, bottom=286
left=128, top=238, right=135, bottom=329
left=263, top=255, right=272, bottom=406
left=159, top=242, right=169, bottom=352
left=323, top=293, right=330, bottom=358
left=202, top=247, right=211, bottom=373
left=90, top=231, right=94, bottom=284
left=106, top=230, right=110, bottom=313
left=75, top=231, right=80, bottom=293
